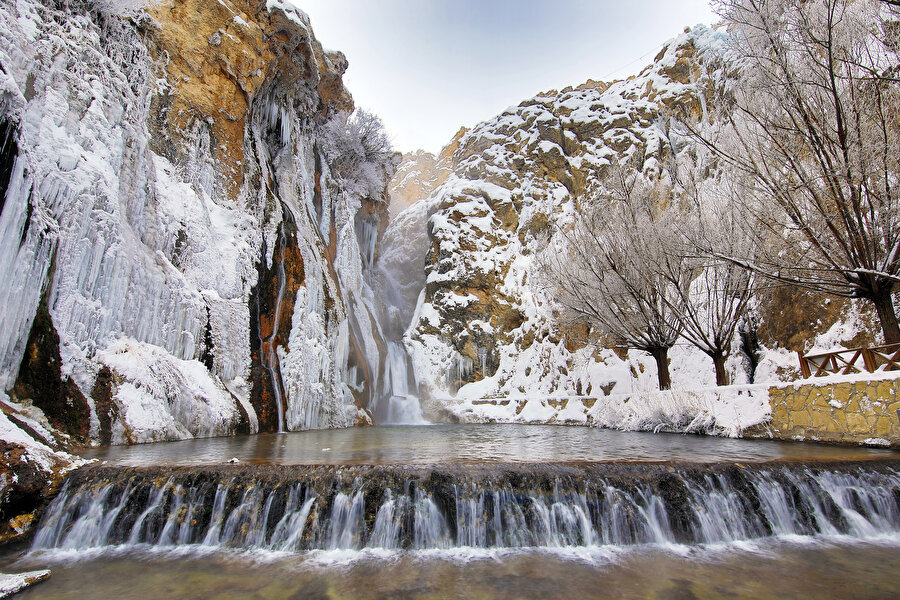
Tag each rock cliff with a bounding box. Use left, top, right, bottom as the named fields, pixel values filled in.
left=391, top=26, right=887, bottom=415
left=0, top=0, right=399, bottom=529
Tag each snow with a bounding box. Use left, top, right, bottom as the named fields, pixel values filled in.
left=443, top=383, right=771, bottom=438
left=0, top=391, right=87, bottom=473
left=862, top=438, right=891, bottom=447
left=265, top=0, right=310, bottom=33
left=0, top=570, right=50, bottom=598
left=394, top=24, right=817, bottom=425
left=785, top=368, right=900, bottom=389
left=97, top=338, right=246, bottom=444
left=0, top=0, right=390, bottom=444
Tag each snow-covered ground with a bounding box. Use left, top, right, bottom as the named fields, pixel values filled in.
left=441, top=383, right=771, bottom=438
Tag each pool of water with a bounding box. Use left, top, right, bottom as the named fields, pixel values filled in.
left=8, top=537, right=900, bottom=599
left=79, top=424, right=899, bottom=466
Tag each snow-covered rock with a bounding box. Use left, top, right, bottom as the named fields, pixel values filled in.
left=0, top=569, right=51, bottom=598
left=400, top=26, right=735, bottom=404
left=395, top=24, right=890, bottom=420
left=0, top=0, right=398, bottom=448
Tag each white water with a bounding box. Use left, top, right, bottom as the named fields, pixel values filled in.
left=381, top=342, right=426, bottom=424
left=30, top=465, right=900, bottom=553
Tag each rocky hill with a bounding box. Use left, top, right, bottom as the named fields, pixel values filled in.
left=387, top=25, right=884, bottom=417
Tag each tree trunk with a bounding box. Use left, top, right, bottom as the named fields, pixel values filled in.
left=711, top=350, right=729, bottom=387
left=871, top=288, right=900, bottom=345
left=649, top=347, right=672, bottom=390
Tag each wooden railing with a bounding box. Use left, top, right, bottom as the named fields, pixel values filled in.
left=798, top=344, right=900, bottom=378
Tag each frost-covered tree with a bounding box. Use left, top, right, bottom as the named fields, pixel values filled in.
left=663, top=169, right=756, bottom=385
left=543, top=157, right=755, bottom=389
left=321, top=109, right=396, bottom=201
left=541, top=172, right=684, bottom=390
left=694, top=0, right=900, bottom=343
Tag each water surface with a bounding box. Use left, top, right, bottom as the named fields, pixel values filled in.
left=80, top=424, right=899, bottom=466
left=9, top=538, right=900, bottom=599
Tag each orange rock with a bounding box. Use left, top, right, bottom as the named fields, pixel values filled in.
left=144, top=0, right=353, bottom=201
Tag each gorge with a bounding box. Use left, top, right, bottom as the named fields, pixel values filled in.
left=0, top=0, right=898, bottom=598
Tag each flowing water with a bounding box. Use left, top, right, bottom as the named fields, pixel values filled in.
left=6, top=426, right=900, bottom=598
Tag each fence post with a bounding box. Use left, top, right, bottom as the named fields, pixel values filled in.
left=861, top=348, right=877, bottom=373
left=798, top=351, right=811, bottom=378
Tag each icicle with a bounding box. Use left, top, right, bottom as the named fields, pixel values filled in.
left=0, top=159, right=55, bottom=388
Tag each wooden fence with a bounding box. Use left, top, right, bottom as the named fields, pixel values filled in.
left=798, top=344, right=900, bottom=378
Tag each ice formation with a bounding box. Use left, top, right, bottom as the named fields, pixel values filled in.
left=0, top=0, right=414, bottom=447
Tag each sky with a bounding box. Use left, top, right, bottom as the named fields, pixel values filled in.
left=294, top=1, right=719, bottom=154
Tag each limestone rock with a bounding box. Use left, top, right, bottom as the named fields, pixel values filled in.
left=145, top=0, right=353, bottom=200
left=403, top=26, right=733, bottom=399
left=387, top=128, right=464, bottom=217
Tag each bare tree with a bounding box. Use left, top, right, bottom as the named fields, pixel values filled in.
left=541, top=172, right=684, bottom=390
left=662, top=174, right=756, bottom=385
left=692, top=0, right=900, bottom=343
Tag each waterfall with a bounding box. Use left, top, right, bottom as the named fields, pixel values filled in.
left=364, top=212, right=428, bottom=425
left=380, top=342, right=426, bottom=424
left=30, top=462, right=900, bottom=553
left=263, top=221, right=288, bottom=433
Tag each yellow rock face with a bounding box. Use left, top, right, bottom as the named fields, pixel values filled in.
left=145, top=0, right=353, bottom=200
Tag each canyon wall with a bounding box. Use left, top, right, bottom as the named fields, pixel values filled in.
left=0, top=0, right=406, bottom=533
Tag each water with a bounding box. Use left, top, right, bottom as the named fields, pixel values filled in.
left=10, top=426, right=900, bottom=597
left=6, top=538, right=900, bottom=599
left=262, top=220, right=288, bottom=433
left=27, top=461, right=900, bottom=552
left=379, top=342, right=427, bottom=425
left=79, top=424, right=898, bottom=466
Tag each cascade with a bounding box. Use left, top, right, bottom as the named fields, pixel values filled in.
left=30, top=462, right=900, bottom=553
left=361, top=211, right=428, bottom=425
left=263, top=221, right=288, bottom=433
left=380, top=341, right=426, bottom=424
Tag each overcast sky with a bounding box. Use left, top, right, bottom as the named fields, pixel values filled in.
left=294, top=1, right=719, bottom=154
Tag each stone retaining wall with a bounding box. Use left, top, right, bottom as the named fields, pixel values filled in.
left=754, top=374, right=900, bottom=446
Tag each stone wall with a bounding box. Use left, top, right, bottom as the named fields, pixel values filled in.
left=755, top=374, right=900, bottom=446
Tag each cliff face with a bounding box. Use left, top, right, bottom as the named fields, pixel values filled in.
left=394, top=26, right=885, bottom=412
left=0, top=0, right=401, bottom=473
left=391, top=28, right=729, bottom=406
left=387, top=129, right=464, bottom=218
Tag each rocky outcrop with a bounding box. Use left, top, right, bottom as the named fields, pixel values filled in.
left=144, top=0, right=353, bottom=200
left=0, top=0, right=395, bottom=452
left=400, top=27, right=735, bottom=401
left=397, top=25, right=888, bottom=406
left=0, top=392, right=84, bottom=545
left=387, top=129, right=463, bottom=217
